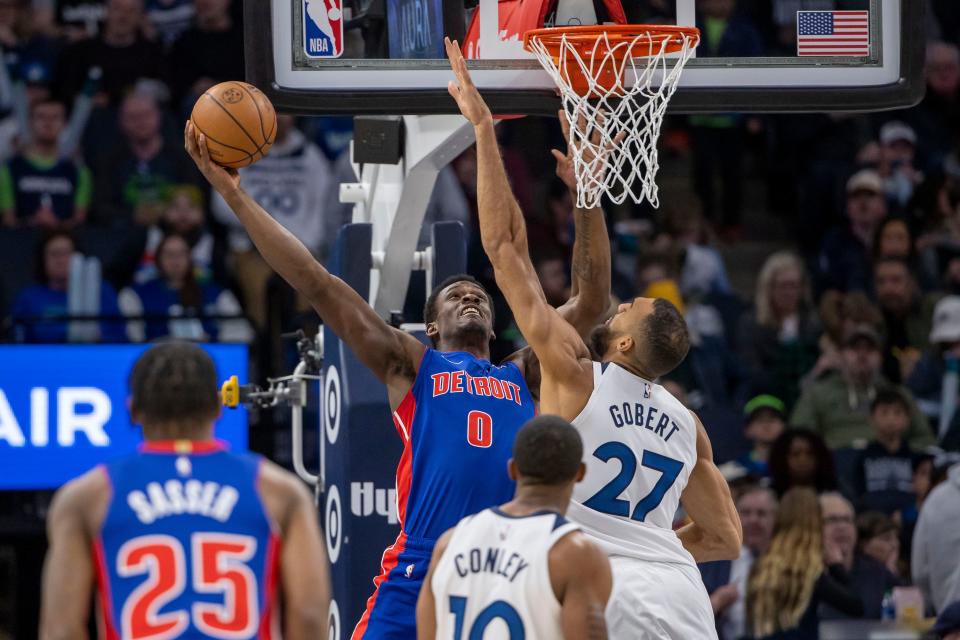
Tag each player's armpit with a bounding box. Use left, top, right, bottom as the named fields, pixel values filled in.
left=416, top=529, right=453, bottom=640
left=550, top=532, right=612, bottom=640
left=40, top=467, right=109, bottom=640
left=259, top=461, right=330, bottom=640
left=677, top=417, right=742, bottom=563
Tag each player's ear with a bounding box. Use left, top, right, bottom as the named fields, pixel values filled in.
left=616, top=335, right=634, bottom=354
left=127, top=396, right=141, bottom=425
left=507, top=458, right=518, bottom=482
left=574, top=462, right=586, bottom=483
left=425, top=322, right=439, bottom=339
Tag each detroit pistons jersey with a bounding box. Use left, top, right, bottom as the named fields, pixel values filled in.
left=393, top=349, right=535, bottom=541
left=431, top=508, right=579, bottom=640
left=93, top=440, right=281, bottom=640
left=567, top=362, right=699, bottom=566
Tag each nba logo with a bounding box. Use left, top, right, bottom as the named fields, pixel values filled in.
left=303, top=0, right=343, bottom=58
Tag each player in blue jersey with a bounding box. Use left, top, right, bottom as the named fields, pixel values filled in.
left=39, top=342, right=330, bottom=640
left=185, top=108, right=613, bottom=638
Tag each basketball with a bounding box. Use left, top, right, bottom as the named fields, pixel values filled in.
left=190, top=81, right=277, bottom=169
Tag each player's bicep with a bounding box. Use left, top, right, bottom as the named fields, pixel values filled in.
left=558, top=540, right=612, bottom=640
left=40, top=482, right=96, bottom=639
left=680, top=420, right=742, bottom=549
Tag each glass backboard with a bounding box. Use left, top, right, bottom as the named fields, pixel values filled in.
left=244, top=0, right=924, bottom=115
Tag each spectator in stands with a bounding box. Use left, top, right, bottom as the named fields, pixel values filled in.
left=108, top=183, right=216, bottom=287
left=92, top=90, right=199, bottom=226
left=119, top=233, right=250, bottom=342
left=878, top=121, right=923, bottom=213
left=874, top=216, right=914, bottom=263
left=768, top=428, right=837, bottom=497
left=701, top=485, right=777, bottom=640
left=737, top=251, right=820, bottom=408
left=853, top=389, right=923, bottom=517
left=803, top=291, right=884, bottom=387
left=11, top=229, right=124, bottom=342
left=746, top=488, right=863, bottom=639
left=816, top=169, right=888, bottom=295
left=735, top=394, right=786, bottom=478
left=819, top=492, right=900, bottom=620
left=908, top=296, right=960, bottom=433
left=903, top=42, right=960, bottom=171
left=874, top=256, right=937, bottom=383
left=532, top=247, right=569, bottom=308
left=166, top=0, right=244, bottom=114
left=913, top=461, right=960, bottom=613
left=53, top=0, right=163, bottom=107
left=691, top=0, right=762, bottom=239
left=211, top=114, right=332, bottom=329
left=931, top=601, right=960, bottom=640
left=856, top=511, right=900, bottom=576
left=790, top=323, right=934, bottom=449
left=0, top=99, right=91, bottom=229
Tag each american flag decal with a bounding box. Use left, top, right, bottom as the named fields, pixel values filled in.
left=797, top=11, right=869, bottom=57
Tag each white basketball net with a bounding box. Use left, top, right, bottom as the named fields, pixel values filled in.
left=527, top=29, right=698, bottom=210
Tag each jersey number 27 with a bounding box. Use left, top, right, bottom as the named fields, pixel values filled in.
left=583, top=442, right=683, bottom=521
left=117, top=532, right=259, bottom=639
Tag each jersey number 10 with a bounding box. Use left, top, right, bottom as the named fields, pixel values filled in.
left=584, top=442, right=683, bottom=522
left=449, top=595, right=525, bottom=639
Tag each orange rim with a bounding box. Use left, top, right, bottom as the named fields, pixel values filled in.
left=523, top=24, right=700, bottom=59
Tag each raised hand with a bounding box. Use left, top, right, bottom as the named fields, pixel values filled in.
left=184, top=120, right=241, bottom=195
left=551, top=110, right=577, bottom=192
left=445, top=37, right=492, bottom=126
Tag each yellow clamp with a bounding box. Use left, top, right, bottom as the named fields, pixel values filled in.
left=221, top=375, right=240, bottom=408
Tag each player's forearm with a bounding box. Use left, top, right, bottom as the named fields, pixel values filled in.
left=221, top=186, right=332, bottom=298
left=474, top=120, right=527, bottom=258
left=676, top=518, right=742, bottom=562
left=566, top=203, right=612, bottom=333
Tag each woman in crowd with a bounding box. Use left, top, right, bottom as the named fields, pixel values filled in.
left=737, top=251, right=821, bottom=408
left=11, top=229, right=125, bottom=342
left=856, top=511, right=901, bottom=576
left=119, top=233, right=251, bottom=343
left=768, top=428, right=838, bottom=497
left=746, top=488, right=864, bottom=639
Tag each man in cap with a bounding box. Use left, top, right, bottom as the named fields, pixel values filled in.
left=878, top=121, right=922, bottom=211
left=734, top=394, right=786, bottom=478
left=816, top=169, right=888, bottom=295
left=907, top=296, right=960, bottom=437
left=790, top=323, right=934, bottom=449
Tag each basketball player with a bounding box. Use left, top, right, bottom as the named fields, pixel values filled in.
left=185, top=112, right=612, bottom=639
left=417, top=415, right=612, bottom=639
left=446, top=37, right=742, bottom=638
left=39, top=342, right=330, bottom=639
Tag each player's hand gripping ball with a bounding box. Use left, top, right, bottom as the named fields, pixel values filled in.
left=190, top=81, right=277, bottom=169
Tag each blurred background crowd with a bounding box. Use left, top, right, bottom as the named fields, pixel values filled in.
left=2, top=0, right=960, bottom=638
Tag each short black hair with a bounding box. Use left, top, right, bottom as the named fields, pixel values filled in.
left=870, top=387, right=911, bottom=415
left=873, top=255, right=913, bottom=276
left=640, top=298, right=690, bottom=378
left=34, top=229, right=77, bottom=285
left=129, top=342, right=219, bottom=427
left=422, top=274, right=492, bottom=345
left=512, top=415, right=583, bottom=486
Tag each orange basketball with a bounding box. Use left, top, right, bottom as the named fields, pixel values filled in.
left=190, top=81, right=277, bottom=169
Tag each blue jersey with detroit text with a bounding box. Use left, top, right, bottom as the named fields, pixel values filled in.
left=94, top=441, right=280, bottom=640
left=393, top=349, right=535, bottom=541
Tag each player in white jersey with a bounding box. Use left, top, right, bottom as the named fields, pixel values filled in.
left=417, top=415, right=612, bottom=639
left=444, top=37, right=743, bottom=639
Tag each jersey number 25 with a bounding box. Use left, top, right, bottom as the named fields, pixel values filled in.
left=117, top=532, right=259, bottom=640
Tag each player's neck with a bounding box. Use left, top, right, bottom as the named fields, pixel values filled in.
left=605, top=352, right=656, bottom=381
left=143, top=422, right=215, bottom=442
left=500, top=486, right=570, bottom=517
left=438, top=337, right=490, bottom=361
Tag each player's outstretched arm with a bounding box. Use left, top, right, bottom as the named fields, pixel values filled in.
left=416, top=528, right=453, bottom=640
left=40, top=468, right=109, bottom=640
left=550, top=531, right=612, bottom=640
left=445, top=38, right=591, bottom=406
left=259, top=461, right=331, bottom=640
left=677, top=416, right=743, bottom=562
left=554, top=112, right=613, bottom=337
left=185, top=122, right=424, bottom=406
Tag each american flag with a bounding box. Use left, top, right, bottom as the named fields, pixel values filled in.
left=797, top=10, right=869, bottom=56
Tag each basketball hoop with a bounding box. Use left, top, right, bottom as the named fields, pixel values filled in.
left=524, top=25, right=700, bottom=209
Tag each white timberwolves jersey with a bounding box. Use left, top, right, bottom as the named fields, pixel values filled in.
left=567, top=362, right=698, bottom=566
left=431, top=508, right=579, bottom=639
